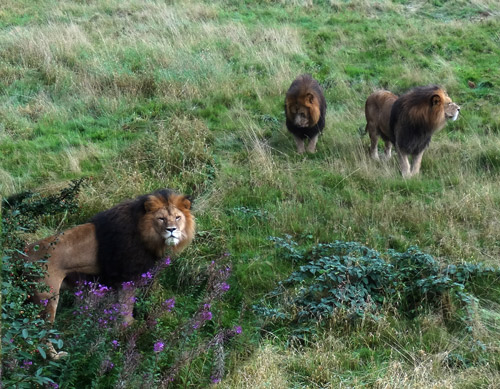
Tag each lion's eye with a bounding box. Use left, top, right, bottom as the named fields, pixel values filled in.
left=175, top=216, right=181, bottom=221
left=158, top=217, right=165, bottom=221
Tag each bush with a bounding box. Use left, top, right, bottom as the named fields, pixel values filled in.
left=255, top=238, right=499, bottom=334
left=1, top=180, right=84, bottom=388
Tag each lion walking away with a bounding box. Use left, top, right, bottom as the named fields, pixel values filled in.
left=285, top=74, right=327, bottom=154
left=25, top=189, right=195, bottom=359
left=365, top=85, right=460, bottom=177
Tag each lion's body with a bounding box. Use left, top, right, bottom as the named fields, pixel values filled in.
left=365, top=90, right=398, bottom=160
left=27, top=189, right=194, bottom=359
left=365, top=85, right=460, bottom=177
left=285, top=74, right=327, bottom=153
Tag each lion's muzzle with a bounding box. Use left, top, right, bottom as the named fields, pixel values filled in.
left=163, top=227, right=181, bottom=246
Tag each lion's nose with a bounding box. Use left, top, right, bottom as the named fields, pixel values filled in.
left=166, top=227, right=177, bottom=233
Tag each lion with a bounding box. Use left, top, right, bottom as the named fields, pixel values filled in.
left=26, top=189, right=195, bottom=359
left=365, top=85, right=460, bottom=177
left=285, top=74, right=327, bottom=154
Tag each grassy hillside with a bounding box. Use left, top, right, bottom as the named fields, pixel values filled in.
left=2, top=0, right=500, bottom=387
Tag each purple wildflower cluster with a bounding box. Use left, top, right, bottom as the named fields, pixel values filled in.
left=72, top=281, right=127, bottom=329
left=154, top=341, right=165, bottom=353
left=137, top=257, right=172, bottom=288
left=154, top=256, right=243, bottom=387
left=192, top=303, right=213, bottom=330
left=163, top=298, right=175, bottom=312
left=63, top=253, right=242, bottom=387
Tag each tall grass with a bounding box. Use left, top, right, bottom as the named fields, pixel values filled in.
left=2, top=0, right=500, bottom=386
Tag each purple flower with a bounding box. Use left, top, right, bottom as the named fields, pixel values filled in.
left=22, top=360, right=33, bottom=369
left=154, top=341, right=164, bottom=353
left=234, top=326, right=242, bottom=334
left=74, top=290, right=83, bottom=298
left=49, top=383, right=59, bottom=389
left=164, top=257, right=171, bottom=266
left=201, top=311, right=212, bottom=321
left=111, top=340, right=119, bottom=349
left=141, top=272, right=153, bottom=279
left=211, top=376, right=221, bottom=384
left=163, top=298, right=175, bottom=312
left=92, top=284, right=111, bottom=298
left=101, top=358, right=115, bottom=373
left=121, top=281, right=135, bottom=290
left=41, top=299, right=49, bottom=306
left=218, top=282, right=230, bottom=292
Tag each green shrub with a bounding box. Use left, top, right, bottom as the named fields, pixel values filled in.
left=256, top=238, right=499, bottom=334
left=1, top=180, right=84, bottom=388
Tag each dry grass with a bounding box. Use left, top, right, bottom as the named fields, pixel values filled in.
left=223, top=344, right=290, bottom=389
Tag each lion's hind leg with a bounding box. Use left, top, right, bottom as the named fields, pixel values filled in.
left=367, top=125, right=380, bottom=160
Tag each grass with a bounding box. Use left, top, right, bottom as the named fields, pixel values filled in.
left=1, top=0, right=500, bottom=387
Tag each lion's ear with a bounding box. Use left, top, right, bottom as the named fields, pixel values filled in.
left=181, top=196, right=192, bottom=210
left=431, top=94, right=442, bottom=106
left=144, top=195, right=161, bottom=213
left=306, top=93, right=315, bottom=104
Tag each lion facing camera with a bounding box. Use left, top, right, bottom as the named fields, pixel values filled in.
left=365, top=85, right=460, bottom=177
left=285, top=74, right=327, bottom=153
left=26, top=189, right=195, bottom=359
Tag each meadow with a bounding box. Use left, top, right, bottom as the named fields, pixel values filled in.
left=1, top=0, right=500, bottom=387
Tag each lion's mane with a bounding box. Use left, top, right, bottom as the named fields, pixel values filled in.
left=285, top=74, right=327, bottom=140
left=389, top=85, right=451, bottom=155
left=92, top=189, right=194, bottom=286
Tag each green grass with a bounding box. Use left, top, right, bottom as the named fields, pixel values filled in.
left=2, top=0, right=500, bottom=387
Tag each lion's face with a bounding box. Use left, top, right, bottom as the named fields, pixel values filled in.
left=444, top=101, right=460, bottom=121
left=141, top=193, right=195, bottom=255
left=434, top=92, right=460, bottom=122
left=286, top=91, right=321, bottom=129
left=151, top=205, right=188, bottom=247
left=288, top=103, right=312, bottom=127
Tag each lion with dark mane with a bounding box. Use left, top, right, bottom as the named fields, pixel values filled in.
left=26, top=189, right=195, bottom=359
left=285, top=74, right=327, bottom=154
left=365, top=85, right=460, bottom=177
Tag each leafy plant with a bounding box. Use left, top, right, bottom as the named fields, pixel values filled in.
left=256, top=238, right=499, bottom=334
left=1, top=180, right=84, bottom=388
